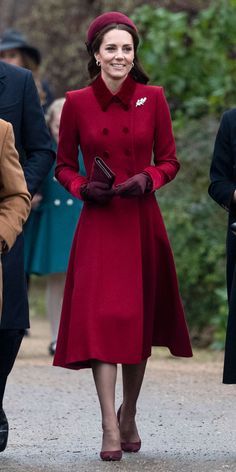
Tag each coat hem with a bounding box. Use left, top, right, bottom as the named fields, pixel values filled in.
left=53, top=354, right=151, bottom=370
left=53, top=343, right=193, bottom=370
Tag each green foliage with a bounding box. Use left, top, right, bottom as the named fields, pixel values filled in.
left=157, top=116, right=228, bottom=346
left=132, top=0, right=236, bottom=121
left=210, top=288, right=228, bottom=350
left=131, top=1, right=235, bottom=346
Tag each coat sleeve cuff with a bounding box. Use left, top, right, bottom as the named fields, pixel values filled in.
left=0, top=220, right=17, bottom=251
left=69, top=176, right=89, bottom=199
left=143, top=166, right=167, bottom=192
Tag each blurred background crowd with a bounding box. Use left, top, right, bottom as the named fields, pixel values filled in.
left=0, top=0, right=235, bottom=351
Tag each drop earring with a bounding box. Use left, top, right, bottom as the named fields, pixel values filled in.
left=96, top=59, right=101, bottom=67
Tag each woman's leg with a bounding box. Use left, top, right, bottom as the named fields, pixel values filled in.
left=91, top=361, right=120, bottom=452
left=120, top=360, right=147, bottom=443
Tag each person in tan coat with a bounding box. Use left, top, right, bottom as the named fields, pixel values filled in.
left=0, top=59, right=53, bottom=454
left=0, top=119, right=31, bottom=315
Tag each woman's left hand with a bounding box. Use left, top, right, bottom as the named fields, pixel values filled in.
left=115, top=173, right=151, bottom=197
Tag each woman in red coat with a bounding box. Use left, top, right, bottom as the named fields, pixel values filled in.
left=53, top=11, right=192, bottom=461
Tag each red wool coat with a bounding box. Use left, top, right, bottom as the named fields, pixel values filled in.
left=53, top=74, right=192, bottom=370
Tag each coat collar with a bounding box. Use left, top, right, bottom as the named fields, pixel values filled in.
left=91, top=73, right=137, bottom=111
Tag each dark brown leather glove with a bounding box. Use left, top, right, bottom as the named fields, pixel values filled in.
left=80, top=181, right=115, bottom=204
left=115, top=173, right=152, bottom=197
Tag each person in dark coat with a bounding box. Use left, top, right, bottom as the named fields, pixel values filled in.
left=0, top=29, right=54, bottom=112
left=53, top=11, right=192, bottom=461
left=208, top=108, right=236, bottom=384
left=0, top=59, right=55, bottom=452
left=0, top=29, right=54, bottom=257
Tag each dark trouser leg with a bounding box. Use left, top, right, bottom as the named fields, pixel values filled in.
left=0, top=330, right=23, bottom=452
left=223, top=266, right=236, bottom=383
left=0, top=330, right=24, bottom=408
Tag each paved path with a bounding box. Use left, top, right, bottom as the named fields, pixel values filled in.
left=1, top=318, right=236, bottom=472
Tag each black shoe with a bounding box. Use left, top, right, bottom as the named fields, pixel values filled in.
left=0, top=409, right=9, bottom=452
left=48, top=341, right=57, bottom=356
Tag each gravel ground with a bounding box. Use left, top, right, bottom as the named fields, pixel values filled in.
left=1, top=317, right=236, bottom=472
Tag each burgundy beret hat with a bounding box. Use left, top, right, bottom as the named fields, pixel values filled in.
left=87, top=11, right=138, bottom=45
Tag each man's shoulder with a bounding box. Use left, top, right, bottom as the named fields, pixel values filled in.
left=0, top=118, right=8, bottom=132
left=0, top=119, right=12, bottom=152
left=66, top=85, right=92, bottom=99
left=222, top=108, right=236, bottom=123
left=0, top=60, right=31, bottom=81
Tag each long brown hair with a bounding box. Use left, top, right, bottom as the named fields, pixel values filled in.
left=86, top=24, right=149, bottom=84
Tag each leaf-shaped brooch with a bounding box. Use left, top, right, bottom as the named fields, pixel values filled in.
left=136, top=97, right=147, bottom=107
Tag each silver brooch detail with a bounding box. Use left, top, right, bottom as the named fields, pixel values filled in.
left=136, top=97, right=147, bottom=107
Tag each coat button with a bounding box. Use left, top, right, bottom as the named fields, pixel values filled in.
left=103, top=151, right=110, bottom=159
left=123, top=127, right=129, bottom=134
left=124, top=149, right=131, bottom=156
left=67, top=199, right=74, bottom=206
left=54, top=199, right=61, bottom=206
left=102, top=128, right=109, bottom=135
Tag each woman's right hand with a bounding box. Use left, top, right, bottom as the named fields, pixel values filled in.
left=80, top=181, right=115, bottom=204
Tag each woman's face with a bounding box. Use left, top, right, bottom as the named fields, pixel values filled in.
left=0, top=48, right=24, bottom=67
left=95, top=28, right=134, bottom=85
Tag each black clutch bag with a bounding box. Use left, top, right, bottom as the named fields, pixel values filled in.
left=90, top=157, right=115, bottom=188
